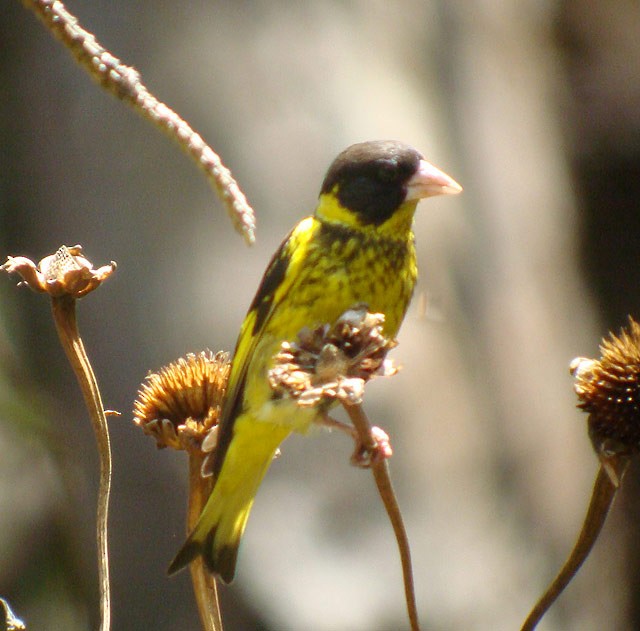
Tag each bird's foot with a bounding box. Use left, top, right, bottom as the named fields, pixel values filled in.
left=350, top=425, right=392, bottom=468
left=318, top=415, right=392, bottom=468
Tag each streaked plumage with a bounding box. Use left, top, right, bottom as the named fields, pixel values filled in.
left=169, top=140, right=461, bottom=583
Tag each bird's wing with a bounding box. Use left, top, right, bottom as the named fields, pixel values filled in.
left=210, top=217, right=316, bottom=477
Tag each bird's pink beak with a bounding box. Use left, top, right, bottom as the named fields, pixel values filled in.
left=406, top=159, right=462, bottom=200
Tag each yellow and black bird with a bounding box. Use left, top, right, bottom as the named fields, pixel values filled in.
left=168, top=140, right=462, bottom=583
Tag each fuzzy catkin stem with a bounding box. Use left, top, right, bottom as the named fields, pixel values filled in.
left=51, top=295, right=112, bottom=631
left=20, top=0, right=256, bottom=244
left=344, top=403, right=420, bottom=631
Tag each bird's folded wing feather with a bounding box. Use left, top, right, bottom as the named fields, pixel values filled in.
left=210, top=217, right=316, bottom=476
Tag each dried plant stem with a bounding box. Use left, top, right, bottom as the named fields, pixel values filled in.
left=0, top=597, right=26, bottom=631
left=50, top=295, right=112, bottom=631
left=20, top=0, right=256, bottom=244
left=521, top=456, right=630, bottom=631
left=186, top=453, right=223, bottom=631
left=343, top=403, right=420, bottom=631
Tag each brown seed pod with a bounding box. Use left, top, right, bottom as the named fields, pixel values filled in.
left=572, top=316, right=640, bottom=461
left=133, top=351, right=230, bottom=455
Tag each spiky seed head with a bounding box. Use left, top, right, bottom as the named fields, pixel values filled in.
left=572, top=317, right=640, bottom=459
left=133, top=351, right=230, bottom=454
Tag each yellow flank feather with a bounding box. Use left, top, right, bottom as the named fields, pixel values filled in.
left=168, top=140, right=461, bottom=582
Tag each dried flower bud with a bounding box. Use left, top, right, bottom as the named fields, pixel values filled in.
left=572, top=317, right=640, bottom=461
left=133, top=351, right=230, bottom=454
left=2, top=245, right=115, bottom=298
left=269, top=306, right=399, bottom=407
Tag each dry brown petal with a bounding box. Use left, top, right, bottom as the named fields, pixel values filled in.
left=2, top=245, right=115, bottom=298
left=269, top=306, right=398, bottom=407
left=335, top=377, right=366, bottom=405
left=201, top=426, right=219, bottom=453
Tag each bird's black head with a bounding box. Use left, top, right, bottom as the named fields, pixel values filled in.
left=320, top=140, right=424, bottom=226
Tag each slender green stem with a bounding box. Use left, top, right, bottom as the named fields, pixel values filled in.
left=343, top=403, right=420, bottom=631
left=521, top=457, right=629, bottom=631
left=51, top=295, right=112, bottom=631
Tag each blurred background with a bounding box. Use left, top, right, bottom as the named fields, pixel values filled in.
left=2, top=1, right=640, bottom=629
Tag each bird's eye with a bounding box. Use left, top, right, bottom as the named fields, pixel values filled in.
left=377, top=162, right=396, bottom=183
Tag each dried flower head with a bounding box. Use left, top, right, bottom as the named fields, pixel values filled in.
left=571, top=316, right=640, bottom=463
left=133, top=351, right=230, bottom=453
left=2, top=245, right=116, bottom=298
left=269, top=306, right=399, bottom=407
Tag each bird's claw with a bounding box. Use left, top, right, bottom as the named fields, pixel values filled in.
left=350, top=426, right=392, bottom=468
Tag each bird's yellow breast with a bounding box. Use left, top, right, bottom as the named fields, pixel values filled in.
left=240, top=212, right=417, bottom=430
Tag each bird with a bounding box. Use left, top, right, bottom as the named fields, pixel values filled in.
left=168, top=140, right=462, bottom=583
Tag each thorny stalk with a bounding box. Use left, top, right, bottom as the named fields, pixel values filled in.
left=20, top=0, right=256, bottom=244
left=343, top=402, right=420, bottom=631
